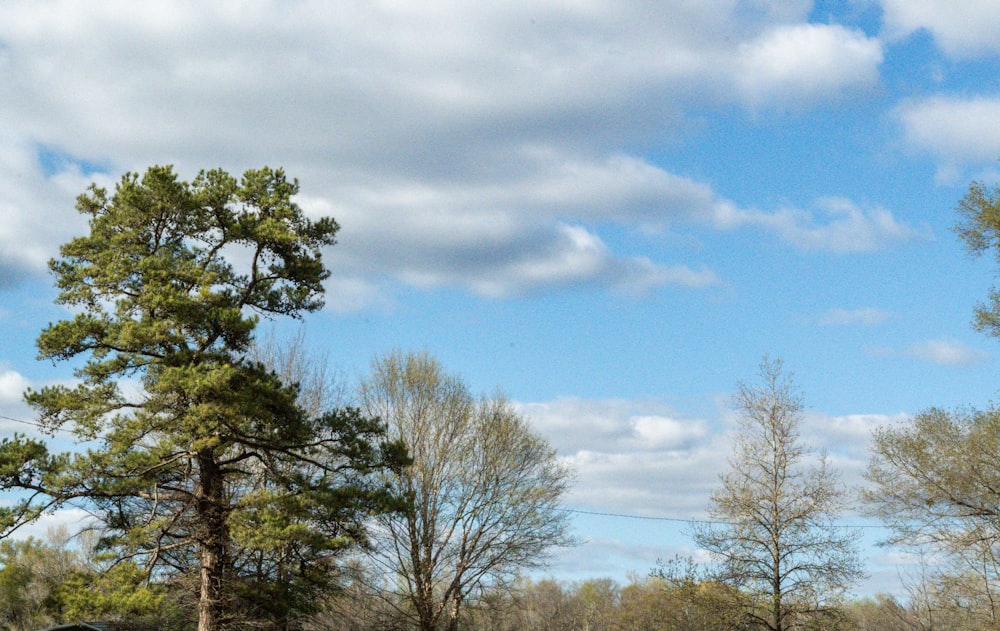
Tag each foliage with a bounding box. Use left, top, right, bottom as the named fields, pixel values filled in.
left=865, top=406, right=1000, bottom=629
left=0, top=534, right=184, bottom=631
left=0, top=537, right=73, bottom=631
left=0, top=166, right=404, bottom=631
left=649, top=556, right=746, bottom=630
left=56, top=562, right=176, bottom=623
left=956, top=177, right=1000, bottom=336
left=693, top=358, right=864, bottom=631
left=865, top=407, right=1000, bottom=552
left=357, top=351, right=573, bottom=631
left=841, top=594, right=912, bottom=631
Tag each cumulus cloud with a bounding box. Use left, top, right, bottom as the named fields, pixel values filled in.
left=519, top=396, right=886, bottom=520
left=0, top=142, right=96, bottom=284
left=734, top=23, right=883, bottom=107
left=0, top=2, right=899, bottom=306
left=801, top=411, right=909, bottom=492
left=520, top=397, right=709, bottom=455
left=519, top=397, right=720, bottom=516
left=0, top=369, right=29, bottom=404
left=5, top=507, right=94, bottom=542
left=896, top=96, right=1000, bottom=174
left=0, top=369, right=52, bottom=440
left=880, top=0, right=1000, bottom=58
left=299, top=154, right=916, bottom=304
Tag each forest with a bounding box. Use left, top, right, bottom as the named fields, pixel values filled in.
left=2, top=165, right=1000, bottom=631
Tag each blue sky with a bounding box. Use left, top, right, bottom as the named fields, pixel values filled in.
left=2, top=0, right=1000, bottom=597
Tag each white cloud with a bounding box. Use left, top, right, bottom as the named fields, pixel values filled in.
left=609, top=258, right=721, bottom=295
left=563, top=449, right=724, bottom=518
left=0, top=2, right=899, bottom=305
left=520, top=397, right=721, bottom=516
left=0, top=369, right=29, bottom=404
left=0, top=369, right=100, bottom=445
left=521, top=396, right=887, bottom=520
left=7, top=507, right=94, bottom=542
left=801, top=411, right=910, bottom=492
left=521, top=397, right=709, bottom=455
left=0, top=142, right=95, bottom=284
left=869, top=338, right=992, bottom=366
left=734, top=23, right=883, bottom=107
left=302, top=154, right=917, bottom=303
left=321, top=276, right=396, bottom=314
left=308, top=155, right=736, bottom=300
left=711, top=197, right=920, bottom=253
left=817, top=307, right=893, bottom=327
left=906, top=338, right=990, bottom=366
left=0, top=367, right=44, bottom=439
left=896, top=96, right=1000, bottom=173
left=880, top=0, right=1000, bottom=58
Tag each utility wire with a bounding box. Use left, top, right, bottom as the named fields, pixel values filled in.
left=560, top=507, right=885, bottom=529
left=0, top=411, right=887, bottom=530
left=0, top=412, right=89, bottom=437
left=563, top=508, right=720, bottom=525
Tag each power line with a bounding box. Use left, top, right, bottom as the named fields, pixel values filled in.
left=561, top=507, right=886, bottom=529
left=0, top=412, right=887, bottom=530
left=0, top=412, right=85, bottom=437
left=562, top=508, right=720, bottom=525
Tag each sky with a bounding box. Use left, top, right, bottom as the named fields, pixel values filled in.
left=2, top=0, right=1000, bottom=599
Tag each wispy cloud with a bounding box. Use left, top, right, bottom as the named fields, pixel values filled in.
left=868, top=338, right=991, bottom=366
left=906, top=338, right=990, bottom=366
left=710, top=197, right=921, bottom=253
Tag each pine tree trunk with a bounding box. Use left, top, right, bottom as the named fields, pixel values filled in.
left=197, top=449, right=227, bottom=631
left=199, top=542, right=223, bottom=631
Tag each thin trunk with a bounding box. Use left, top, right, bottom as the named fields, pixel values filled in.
left=446, top=593, right=463, bottom=631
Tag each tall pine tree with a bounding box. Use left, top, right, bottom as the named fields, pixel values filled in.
left=0, top=166, right=403, bottom=631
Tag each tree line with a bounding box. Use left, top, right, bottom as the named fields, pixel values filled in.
left=0, top=164, right=999, bottom=630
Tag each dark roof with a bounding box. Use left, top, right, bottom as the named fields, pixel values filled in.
left=37, top=624, right=106, bottom=631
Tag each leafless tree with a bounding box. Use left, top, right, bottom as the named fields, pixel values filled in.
left=357, top=351, right=574, bottom=631
left=694, top=358, right=864, bottom=631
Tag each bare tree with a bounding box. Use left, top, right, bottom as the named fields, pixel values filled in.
left=357, top=351, right=573, bottom=631
left=694, top=358, right=863, bottom=631
left=248, top=326, right=348, bottom=418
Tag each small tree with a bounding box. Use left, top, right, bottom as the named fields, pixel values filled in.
left=0, top=166, right=404, bottom=631
left=357, top=351, right=573, bottom=631
left=694, top=358, right=863, bottom=631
